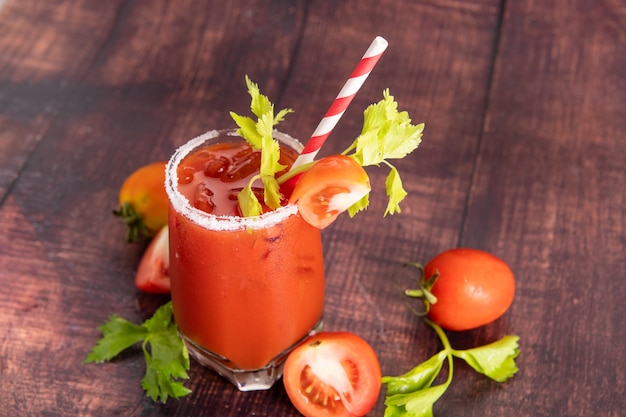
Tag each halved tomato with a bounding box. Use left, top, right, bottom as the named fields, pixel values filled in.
left=134, top=225, right=170, bottom=293
left=283, top=332, right=381, bottom=417
left=289, top=155, right=370, bottom=229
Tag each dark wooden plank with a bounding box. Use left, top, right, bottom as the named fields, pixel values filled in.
left=0, top=0, right=125, bottom=200
left=0, top=1, right=309, bottom=416
left=277, top=5, right=508, bottom=416
left=455, top=1, right=626, bottom=416
left=0, top=0, right=503, bottom=414
left=3, top=0, right=623, bottom=416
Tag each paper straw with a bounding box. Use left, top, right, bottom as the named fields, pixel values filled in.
left=290, top=36, right=388, bottom=170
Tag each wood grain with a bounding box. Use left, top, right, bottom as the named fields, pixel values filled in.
left=458, top=1, right=626, bottom=415
left=0, top=0, right=624, bottom=416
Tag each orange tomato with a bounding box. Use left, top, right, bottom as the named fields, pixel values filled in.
left=114, top=161, right=168, bottom=242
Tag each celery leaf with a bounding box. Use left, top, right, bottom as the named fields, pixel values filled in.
left=231, top=76, right=293, bottom=216
left=344, top=89, right=423, bottom=216
left=237, top=177, right=263, bottom=217
left=385, top=164, right=408, bottom=216
left=83, top=315, right=147, bottom=363
left=382, top=350, right=446, bottom=396
left=452, top=335, right=520, bottom=382
left=84, top=302, right=191, bottom=403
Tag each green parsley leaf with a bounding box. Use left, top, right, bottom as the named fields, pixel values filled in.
left=84, top=302, right=191, bottom=403
left=452, top=335, right=520, bottom=382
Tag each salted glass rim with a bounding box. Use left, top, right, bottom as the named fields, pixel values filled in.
left=165, top=128, right=304, bottom=231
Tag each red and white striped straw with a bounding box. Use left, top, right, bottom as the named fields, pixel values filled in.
left=290, top=36, right=388, bottom=169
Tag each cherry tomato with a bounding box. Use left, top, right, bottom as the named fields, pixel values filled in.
left=289, top=155, right=370, bottom=229
left=283, top=332, right=381, bottom=417
left=114, top=161, right=168, bottom=242
left=415, top=248, right=515, bottom=331
left=135, top=225, right=170, bottom=293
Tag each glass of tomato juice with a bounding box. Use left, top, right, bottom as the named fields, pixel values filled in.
left=164, top=129, right=325, bottom=391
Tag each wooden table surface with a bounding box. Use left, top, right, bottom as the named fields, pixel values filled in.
left=1, top=1, right=624, bottom=416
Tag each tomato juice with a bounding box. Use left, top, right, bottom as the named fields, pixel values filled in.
left=165, top=129, right=325, bottom=390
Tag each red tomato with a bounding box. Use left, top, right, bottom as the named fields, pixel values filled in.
left=283, top=332, right=381, bottom=417
left=289, top=155, right=370, bottom=229
left=115, top=161, right=168, bottom=242
left=135, top=225, right=170, bottom=293
left=423, top=248, right=515, bottom=331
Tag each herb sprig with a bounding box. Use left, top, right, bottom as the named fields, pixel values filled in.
left=230, top=77, right=423, bottom=217
left=229, top=76, right=293, bottom=217
left=382, top=319, right=520, bottom=417
left=84, top=302, right=191, bottom=403
left=341, top=89, right=423, bottom=216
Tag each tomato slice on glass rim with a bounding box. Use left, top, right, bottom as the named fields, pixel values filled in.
left=283, top=332, right=381, bottom=417
left=289, top=155, right=371, bottom=229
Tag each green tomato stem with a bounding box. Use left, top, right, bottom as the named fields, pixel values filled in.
left=404, top=288, right=425, bottom=297
left=341, top=144, right=357, bottom=156
left=404, top=262, right=438, bottom=307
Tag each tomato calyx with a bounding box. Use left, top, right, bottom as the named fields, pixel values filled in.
left=403, top=262, right=440, bottom=315
left=113, top=201, right=153, bottom=243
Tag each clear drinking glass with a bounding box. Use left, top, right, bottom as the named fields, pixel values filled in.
left=165, top=129, right=325, bottom=391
